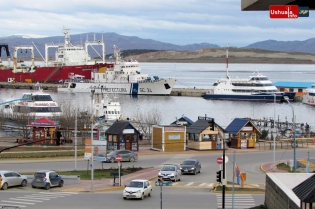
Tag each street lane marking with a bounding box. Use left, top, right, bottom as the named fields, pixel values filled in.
left=10, top=198, right=42, bottom=202
left=198, top=183, right=207, bottom=186
left=0, top=203, right=26, bottom=208
left=2, top=200, right=35, bottom=205
left=185, top=182, right=194, bottom=186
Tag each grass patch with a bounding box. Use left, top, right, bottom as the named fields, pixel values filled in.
left=277, top=162, right=297, bottom=172
left=250, top=205, right=267, bottom=209
left=21, top=167, right=144, bottom=180
left=0, top=150, right=85, bottom=159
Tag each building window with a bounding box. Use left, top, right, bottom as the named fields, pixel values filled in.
left=289, top=88, right=294, bottom=92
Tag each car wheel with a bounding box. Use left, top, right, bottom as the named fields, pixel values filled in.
left=21, top=179, right=27, bottom=187
left=199, top=168, right=201, bottom=173
left=1, top=182, right=8, bottom=190
left=123, top=197, right=127, bottom=200
left=148, top=190, right=151, bottom=197
left=141, top=193, right=144, bottom=200
left=32, top=185, right=36, bottom=188
left=110, top=157, right=115, bottom=163
left=194, top=170, right=197, bottom=175
left=45, top=183, right=50, bottom=190
left=129, top=157, right=135, bottom=162
left=59, top=180, right=64, bottom=187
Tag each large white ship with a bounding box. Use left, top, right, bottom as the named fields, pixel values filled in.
left=57, top=45, right=176, bottom=95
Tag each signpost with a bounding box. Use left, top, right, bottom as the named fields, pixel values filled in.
left=116, top=154, right=122, bottom=186
left=217, top=157, right=223, bottom=164
left=155, top=179, right=172, bottom=209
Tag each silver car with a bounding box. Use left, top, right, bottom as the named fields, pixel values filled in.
left=0, top=170, right=28, bottom=190
left=158, top=164, right=181, bottom=182
left=105, top=150, right=138, bottom=163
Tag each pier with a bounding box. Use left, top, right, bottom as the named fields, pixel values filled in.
left=0, top=82, right=304, bottom=100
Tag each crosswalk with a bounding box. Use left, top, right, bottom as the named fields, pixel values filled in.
left=0, top=192, right=78, bottom=208
left=151, top=181, right=214, bottom=188
left=216, top=194, right=256, bottom=209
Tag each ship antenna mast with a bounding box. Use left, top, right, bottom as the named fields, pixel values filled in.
left=226, top=44, right=229, bottom=79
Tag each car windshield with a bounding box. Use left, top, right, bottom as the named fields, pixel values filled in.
left=182, top=161, right=195, bottom=165
left=161, top=166, right=175, bottom=171
left=128, top=181, right=143, bottom=188
left=108, top=151, right=118, bottom=155
left=34, top=173, right=46, bottom=178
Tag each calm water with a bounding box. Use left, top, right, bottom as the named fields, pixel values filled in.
left=0, top=63, right=314, bottom=132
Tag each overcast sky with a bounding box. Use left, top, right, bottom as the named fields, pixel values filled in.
left=1, top=0, right=314, bottom=47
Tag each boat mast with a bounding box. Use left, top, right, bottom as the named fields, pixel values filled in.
left=226, top=45, right=229, bottom=79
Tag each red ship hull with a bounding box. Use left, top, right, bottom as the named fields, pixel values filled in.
left=0, top=63, right=114, bottom=83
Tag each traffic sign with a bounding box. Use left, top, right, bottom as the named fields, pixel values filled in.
left=217, top=157, right=223, bottom=164
left=155, top=181, right=172, bottom=186
left=116, top=154, right=122, bottom=162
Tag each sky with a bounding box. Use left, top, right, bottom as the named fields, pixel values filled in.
left=0, top=0, right=314, bottom=47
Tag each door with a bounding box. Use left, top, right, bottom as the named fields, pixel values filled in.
left=125, top=135, right=131, bottom=150
left=49, top=172, right=59, bottom=186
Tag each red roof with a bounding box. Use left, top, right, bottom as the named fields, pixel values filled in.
left=28, top=117, right=55, bottom=126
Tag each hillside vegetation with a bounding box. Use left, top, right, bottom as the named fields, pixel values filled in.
left=123, top=47, right=315, bottom=64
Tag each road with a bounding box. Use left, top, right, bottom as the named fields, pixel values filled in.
left=1, top=148, right=313, bottom=186
left=0, top=189, right=265, bottom=209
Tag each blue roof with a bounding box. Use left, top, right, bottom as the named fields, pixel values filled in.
left=225, top=118, right=261, bottom=134
left=274, top=81, right=315, bottom=88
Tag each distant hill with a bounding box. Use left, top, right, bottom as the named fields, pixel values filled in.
left=245, top=38, right=315, bottom=54
left=0, top=32, right=219, bottom=58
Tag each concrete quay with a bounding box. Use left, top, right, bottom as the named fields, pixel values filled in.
left=0, top=82, right=209, bottom=97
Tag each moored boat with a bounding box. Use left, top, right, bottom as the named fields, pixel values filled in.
left=57, top=45, right=176, bottom=95
left=1, top=87, right=62, bottom=118
left=203, top=48, right=295, bottom=102
left=302, top=84, right=315, bottom=106
left=0, top=28, right=113, bottom=83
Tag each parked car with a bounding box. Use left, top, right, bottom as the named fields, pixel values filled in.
left=123, top=179, right=152, bottom=200
left=105, top=150, right=138, bottom=163
left=0, top=170, right=28, bottom=190
left=31, top=170, right=64, bottom=190
left=158, top=164, right=181, bottom=182
left=180, top=159, right=201, bottom=175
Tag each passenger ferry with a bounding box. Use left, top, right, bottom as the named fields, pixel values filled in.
left=1, top=87, right=62, bottom=118
left=203, top=48, right=295, bottom=102
left=302, top=84, right=315, bottom=106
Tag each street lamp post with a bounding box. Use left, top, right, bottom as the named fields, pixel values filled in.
left=273, top=94, right=276, bottom=170
left=90, top=89, right=95, bottom=190
left=74, top=93, right=77, bottom=171
left=283, top=96, right=297, bottom=173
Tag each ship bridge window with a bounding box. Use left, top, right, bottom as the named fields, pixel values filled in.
left=33, top=95, right=53, bottom=101
left=310, top=93, right=315, bottom=96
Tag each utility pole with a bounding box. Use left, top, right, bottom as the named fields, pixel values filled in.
left=222, top=133, right=226, bottom=208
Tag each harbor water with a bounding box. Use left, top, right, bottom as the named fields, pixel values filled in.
left=0, top=63, right=314, bottom=132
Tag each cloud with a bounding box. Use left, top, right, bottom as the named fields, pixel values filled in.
left=0, top=0, right=314, bottom=47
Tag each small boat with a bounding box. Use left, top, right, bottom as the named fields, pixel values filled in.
left=203, top=48, right=295, bottom=102
left=93, top=93, right=124, bottom=122
left=57, top=45, right=176, bottom=95
left=1, top=87, right=62, bottom=118
left=302, top=84, right=315, bottom=106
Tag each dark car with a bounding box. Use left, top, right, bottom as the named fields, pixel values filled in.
left=180, top=159, right=201, bottom=175
left=31, top=170, right=64, bottom=190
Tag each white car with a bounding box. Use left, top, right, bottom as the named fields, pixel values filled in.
left=158, top=164, right=181, bottom=182
left=0, top=170, right=28, bottom=190
left=123, top=179, right=152, bottom=200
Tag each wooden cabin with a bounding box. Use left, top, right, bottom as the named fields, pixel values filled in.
left=186, top=116, right=225, bottom=150
left=105, top=120, right=140, bottom=151
left=151, top=125, right=186, bottom=152
left=225, top=118, right=261, bottom=149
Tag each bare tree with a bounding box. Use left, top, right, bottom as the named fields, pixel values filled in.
left=131, top=107, right=162, bottom=141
